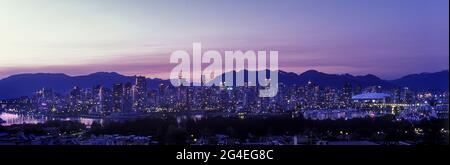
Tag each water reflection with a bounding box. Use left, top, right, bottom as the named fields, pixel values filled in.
left=1, top=112, right=210, bottom=127
left=0, top=112, right=42, bottom=125
left=0, top=112, right=103, bottom=127
left=176, top=114, right=206, bottom=124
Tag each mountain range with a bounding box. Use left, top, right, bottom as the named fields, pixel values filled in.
left=213, top=69, right=448, bottom=90
left=391, top=70, right=449, bottom=92
left=0, top=72, right=170, bottom=99
left=0, top=70, right=448, bottom=99
left=212, top=70, right=396, bottom=89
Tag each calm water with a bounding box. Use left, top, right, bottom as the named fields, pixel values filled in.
left=0, top=112, right=103, bottom=126
left=0, top=112, right=204, bottom=127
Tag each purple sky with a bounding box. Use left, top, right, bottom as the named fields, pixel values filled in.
left=0, top=0, right=448, bottom=80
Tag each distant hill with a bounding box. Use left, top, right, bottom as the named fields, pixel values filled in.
left=212, top=69, right=396, bottom=89
left=212, top=69, right=448, bottom=91
left=390, top=70, right=449, bottom=92
left=0, top=72, right=170, bottom=99
left=280, top=70, right=396, bottom=89
left=0, top=70, right=447, bottom=99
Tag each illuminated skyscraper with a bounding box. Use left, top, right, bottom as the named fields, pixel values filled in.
left=92, top=85, right=101, bottom=113
left=69, top=86, right=82, bottom=113
left=123, top=82, right=133, bottom=112
left=93, top=85, right=111, bottom=114
left=133, top=76, right=147, bottom=112
left=342, top=82, right=352, bottom=106
left=112, top=83, right=123, bottom=113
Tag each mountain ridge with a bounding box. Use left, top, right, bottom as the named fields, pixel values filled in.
left=390, top=70, right=449, bottom=92
left=0, top=69, right=448, bottom=99
left=0, top=72, right=170, bottom=99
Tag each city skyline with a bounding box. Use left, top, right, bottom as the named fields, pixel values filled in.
left=0, top=0, right=448, bottom=80
left=0, top=68, right=448, bottom=81
left=1, top=67, right=447, bottom=100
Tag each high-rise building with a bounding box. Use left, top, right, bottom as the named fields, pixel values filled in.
left=92, top=85, right=102, bottom=112
left=342, top=82, right=352, bottom=106
left=93, top=85, right=111, bottom=114
left=69, top=86, right=82, bottom=113
left=133, top=76, right=147, bottom=112
left=401, top=87, right=415, bottom=104
left=123, top=82, right=133, bottom=112
left=112, top=83, right=123, bottom=113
